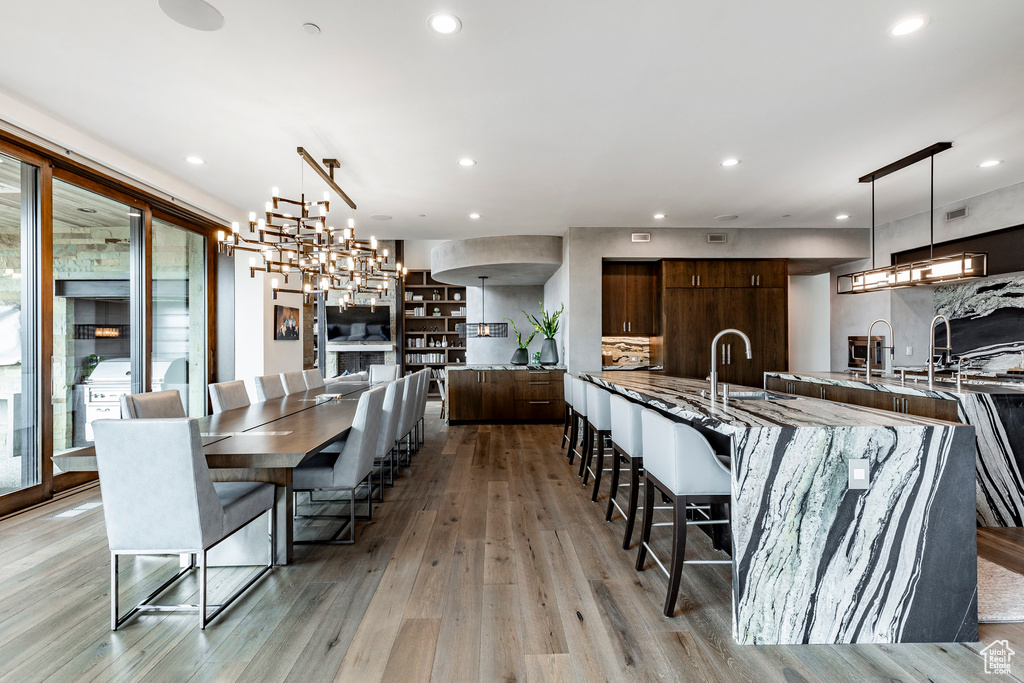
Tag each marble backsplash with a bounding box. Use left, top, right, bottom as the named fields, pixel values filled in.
left=935, top=273, right=1024, bottom=372
left=601, top=336, right=651, bottom=366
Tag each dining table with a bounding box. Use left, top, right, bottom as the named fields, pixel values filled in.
left=51, top=380, right=374, bottom=565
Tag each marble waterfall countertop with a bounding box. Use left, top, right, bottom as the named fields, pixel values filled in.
left=579, top=371, right=978, bottom=646
left=448, top=364, right=566, bottom=371
left=767, top=370, right=1024, bottom=527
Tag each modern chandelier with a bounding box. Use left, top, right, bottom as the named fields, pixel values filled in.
left=217, top=148, right=405, bottom=309
left=837, top=142, right=987, bottom=294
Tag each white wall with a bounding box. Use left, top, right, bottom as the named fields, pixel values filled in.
left=543, top=235, right=571, bottom=366
left=788, top=274, right=831, bottom=372
left=466, top=285, right=546, bottom=365
left=403, top=240, right=447, bottom=270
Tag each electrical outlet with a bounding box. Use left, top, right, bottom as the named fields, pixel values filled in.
left=849, top=459, right=870, bottom=490
left=906, top=346, right=913, bottom=356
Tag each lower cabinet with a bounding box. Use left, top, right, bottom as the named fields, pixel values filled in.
left=449, top=369, right=565, bottom=422
left=765, top=376, right=961, bottom=422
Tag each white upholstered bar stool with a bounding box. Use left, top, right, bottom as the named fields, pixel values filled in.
left=582, top=384, right=613, bottom=503
left=302, top=369, right=325, bottom=389
left=369, top=364, right=400, bottom=383
left=292, top=385, right=387, bottom=544
left=607, top=395, right=645, bottom=548
left=280, top=371, right=308, bottom=395
left=634, top=408, right=732, bottom=617
left=568, top=377, right=589, bottom=469
left=208, top=381, right=251, bottom=414
left=255, top=374, right=286, bottom=401
left=561, top=373, right=573, bottom=450
left=120, top=390, right=186, bottom=419
left=93, top=418, right=275, bottom=630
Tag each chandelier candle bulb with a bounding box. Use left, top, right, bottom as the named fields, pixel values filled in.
left=347, top=218, right=354, bottom=229
left=231, top=221, right=239, bottom=233
left=217, top=230, right=225, bottom=242
left=249, top=211, right=256, bottom=222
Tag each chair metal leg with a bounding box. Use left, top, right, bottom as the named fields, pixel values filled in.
left=623, top=457, right=642, bottom=549
left=199, top=550, right=208, bottom=630
left=110, top=554, right=118, bottom=631
left=635, top=474, right=656, bottom=571
left=665, top=496, right=688, bottom=617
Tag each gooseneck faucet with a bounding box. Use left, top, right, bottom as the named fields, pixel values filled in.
left=709, top=328, right=753, bottom=400
left=928, top=314, right=952, bottom=388
left=865, top=318, right=895, bottom=384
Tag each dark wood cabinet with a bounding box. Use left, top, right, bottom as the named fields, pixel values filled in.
left=602, top=262, right=658, bottom=335
left=449, top=369, right=564, bottom=422
left=765, top=375, right=962, bottom=423
left=662, top=260, right=726, bottom=288
left=723, top=260, right=788, bottom=288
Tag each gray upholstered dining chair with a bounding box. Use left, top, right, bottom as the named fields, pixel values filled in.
left=280, top=371, right=308, bottom=395
left=255, top=374, right=286, bottom=401
left=396, top=370, right=425, bottom=464
left=374, top=377, right=405, bottom=492
left=368, top=364, right=400, bottom=383
left=415, top=368, right=432, bottom=447
left=302, top=369, right=325, bottom=389
left=292, top=385, right=387, bottom=544
left=92, top=418, right=275, bottom=630
left=120, top=390, right=186, bottom=419
left=208, top=380, right=251, bottom=414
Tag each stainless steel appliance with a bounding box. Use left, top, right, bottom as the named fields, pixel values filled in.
left=79, top=358, right=173, bottom=442
left=848, top=336, right=884, bottom=370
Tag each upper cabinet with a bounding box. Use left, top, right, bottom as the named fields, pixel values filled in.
left=602, top=261, right=660, bottom=336
left=662, top=260, right=725, bottom=288
left=664, top=259, right=787, bottom=288
left=723, top=259, right=787, bottom=288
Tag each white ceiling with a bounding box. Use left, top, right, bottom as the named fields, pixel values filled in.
left=2, top=0, right=1024, bottom=241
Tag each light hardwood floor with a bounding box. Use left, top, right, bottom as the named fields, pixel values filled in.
left=1, top=404, right=1022, bottom=682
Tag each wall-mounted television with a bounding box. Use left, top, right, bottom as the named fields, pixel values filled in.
left=324, top=306, right=391, bottom=342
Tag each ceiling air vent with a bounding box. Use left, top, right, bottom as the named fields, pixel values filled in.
left=707, top=233, right=728, bottom=244
left=631, top=232, right=651, bottom=243
left=945, top=206, right=968, bottom=222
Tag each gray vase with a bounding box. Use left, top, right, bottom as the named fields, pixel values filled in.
left=510, top=347, right=529, bottom=365
left=539, top=337, right=558, bottom=365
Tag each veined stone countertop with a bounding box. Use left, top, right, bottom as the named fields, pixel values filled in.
left=448, top=364, right=566, bottom=371
left=766, top=370, right=1024, bottom=397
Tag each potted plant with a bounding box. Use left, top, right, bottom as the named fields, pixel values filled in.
left=506, top=318, right=537, bottom=365
left=524, top=302, right=564, bottom=365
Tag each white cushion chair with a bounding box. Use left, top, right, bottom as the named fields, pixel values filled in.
left=561, top=373, right=573, bottom=450
left=368, top=364, right=400, bottom=383
left=292, top=385, right=387, bottom=544
left=608, top=394, right=645, bottom=548
left=302, top=369, right=325, bottom=389
left=635, top=408, right=732, bottom=617
left=208, top=380, right=251, bottom=414
left=382, top=377, right=407, bottom=485
left=280, top=371, right=308, bottom=395
left=582, top=383, right=613, bottom=502
left=255, top=374, right=286, bottom=401
left=568, top=377, right=589, bottom=468
left=395, top=371, right=422, bottom=465
left=373, top=377, right=405, bottom=493
left=93, top=418, right=275, bottom=630
left=120, top=390, right=186, bottom=419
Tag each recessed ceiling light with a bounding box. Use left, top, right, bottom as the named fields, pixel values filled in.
left=652, top=213, right=666, bottom=220
left=714, top=214, right=738, bottom=221
left=370, top=214, right=393, bottom=220
left=458, top=158, right=476, bottom=167
left=77, top=208, right=97, bottom=213
left=782, top=214, right=792, bottom=218
left=978, top=159, right=1002, bottom=168
left=419, top=214, right=427, bottom=218
left=889, top=16, right=929, bottom=36
left=835, top=214, right=850, bottom=220
left=469, top=213, right=481, bottom=219
left=158, top=0, right=225, bottom=31
left=185, top=156, right=205, bottom=165
left=428, top=13, right=462, bottom=35
left=302, top=22, right=321, bottom=35
left=720, top=158, right=740, bottom=167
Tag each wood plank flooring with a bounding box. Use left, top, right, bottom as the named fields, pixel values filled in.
left=0, top=404, right=1021, bottom=681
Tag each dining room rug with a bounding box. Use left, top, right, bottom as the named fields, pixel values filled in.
left=978, top=556, right=1024, bottom=623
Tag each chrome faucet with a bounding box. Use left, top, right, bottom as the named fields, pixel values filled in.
left=928, top=315, right=952, bottom=388
left=709, top=328, right=753, bottom=400
left=956, top=356, right=971, bottom=392
left=865, top=318, right=895, bottom=384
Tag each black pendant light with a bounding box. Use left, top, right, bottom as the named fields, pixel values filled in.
left=457, top=276, right=508, bottom=338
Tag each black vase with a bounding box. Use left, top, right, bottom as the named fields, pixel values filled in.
left=510, top=347, right=529, bottom=365
left=539, top=337, right=558, bottom=364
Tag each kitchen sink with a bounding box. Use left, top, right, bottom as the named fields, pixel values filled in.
left=726, top=391, right=798, bottom=401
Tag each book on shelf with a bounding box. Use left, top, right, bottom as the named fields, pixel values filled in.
left=405, top=352, right=446, bottom=364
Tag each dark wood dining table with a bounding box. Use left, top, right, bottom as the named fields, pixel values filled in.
left=51, top=381, right=373, bottom=564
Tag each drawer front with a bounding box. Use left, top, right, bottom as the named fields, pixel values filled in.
left=514, top=380, right=563, bottom=400
left=514, top=399, right=565, bottom=421
left=513, top=370, right=564, bottom=383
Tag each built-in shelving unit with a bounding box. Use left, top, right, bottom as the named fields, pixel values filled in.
left=402, top=270, right=467, bottom=394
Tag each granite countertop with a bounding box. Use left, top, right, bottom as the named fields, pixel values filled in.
left=580, top=370, right=956, bottom=437
left=767, top=370, right=1024, bottom=397
left=601, top=365, right=664, bottom=371
left=449, top=364, right=566, bottom=371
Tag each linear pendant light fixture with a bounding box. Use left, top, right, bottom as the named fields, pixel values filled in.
left=456, top=276, right=508, bottom=338
left=837, top=142, right=987, bottom=294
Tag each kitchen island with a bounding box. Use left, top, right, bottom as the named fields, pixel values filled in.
left=766, top=370, right=1024, bottom=527
left=579, top=370, right=978, bottom=646
left=447, top=365, right=565, bottom=422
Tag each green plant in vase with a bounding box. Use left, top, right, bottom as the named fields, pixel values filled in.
left=507, top=318, right=536, bottom=365
left=524, top=302, right=563, bottom=365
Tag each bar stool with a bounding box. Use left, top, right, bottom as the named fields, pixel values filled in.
left=582, top=384, right=612, bottom=503
left=635, top=408, right=732, bottom=617
left=561, top=373, right=573, bottom=450
left=608, top=394, right=644, bottom=548
left=568, top=377, right=589, bottom=468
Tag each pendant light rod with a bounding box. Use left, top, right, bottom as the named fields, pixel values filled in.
left=857, top=142, right=952, bottom=183
left=871, top=179, right=876, bottom=269
left=930, top=154, right=935, bottom=258
left=296, top=147, right=357, bottom=210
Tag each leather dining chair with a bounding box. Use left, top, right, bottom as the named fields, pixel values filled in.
left=255, top=374, right=286, bottom=401
left=280, top=371, right=308, bottom=395
left=292, top=385, right=387, bottom=544
left=208, top=380, right=251, bottom=414
left=120, top=390, right=186, bottom=419
left=93, top=418, right=275, bottom=630
left=634, top=408, right=732, bottom=617
left=303, top=369, right=325, bottom=389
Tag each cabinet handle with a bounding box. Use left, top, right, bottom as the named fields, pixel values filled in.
left=529, top=401, right=551, bottom=405
left=697, top=275, right=701, bottom=286
left=529, top=381, right=550, bottom=385
left=623, top=322, right=626, bottom=332
left=691, top=275, right=695, bottom=286
left=820, top=387, right=825, bottom=399
left=903, top=398, right=909, bottom=413
left=721, top=345, right=726, bottom=364
left=727, top=344, right=731, bottom=365
left=527, top=371, right=548, bottom=374
left=751, top=275, right=755, bottom=286
left=893, top=397, right=898, bottom=411
left=628, top=322, right=631, bottom=332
